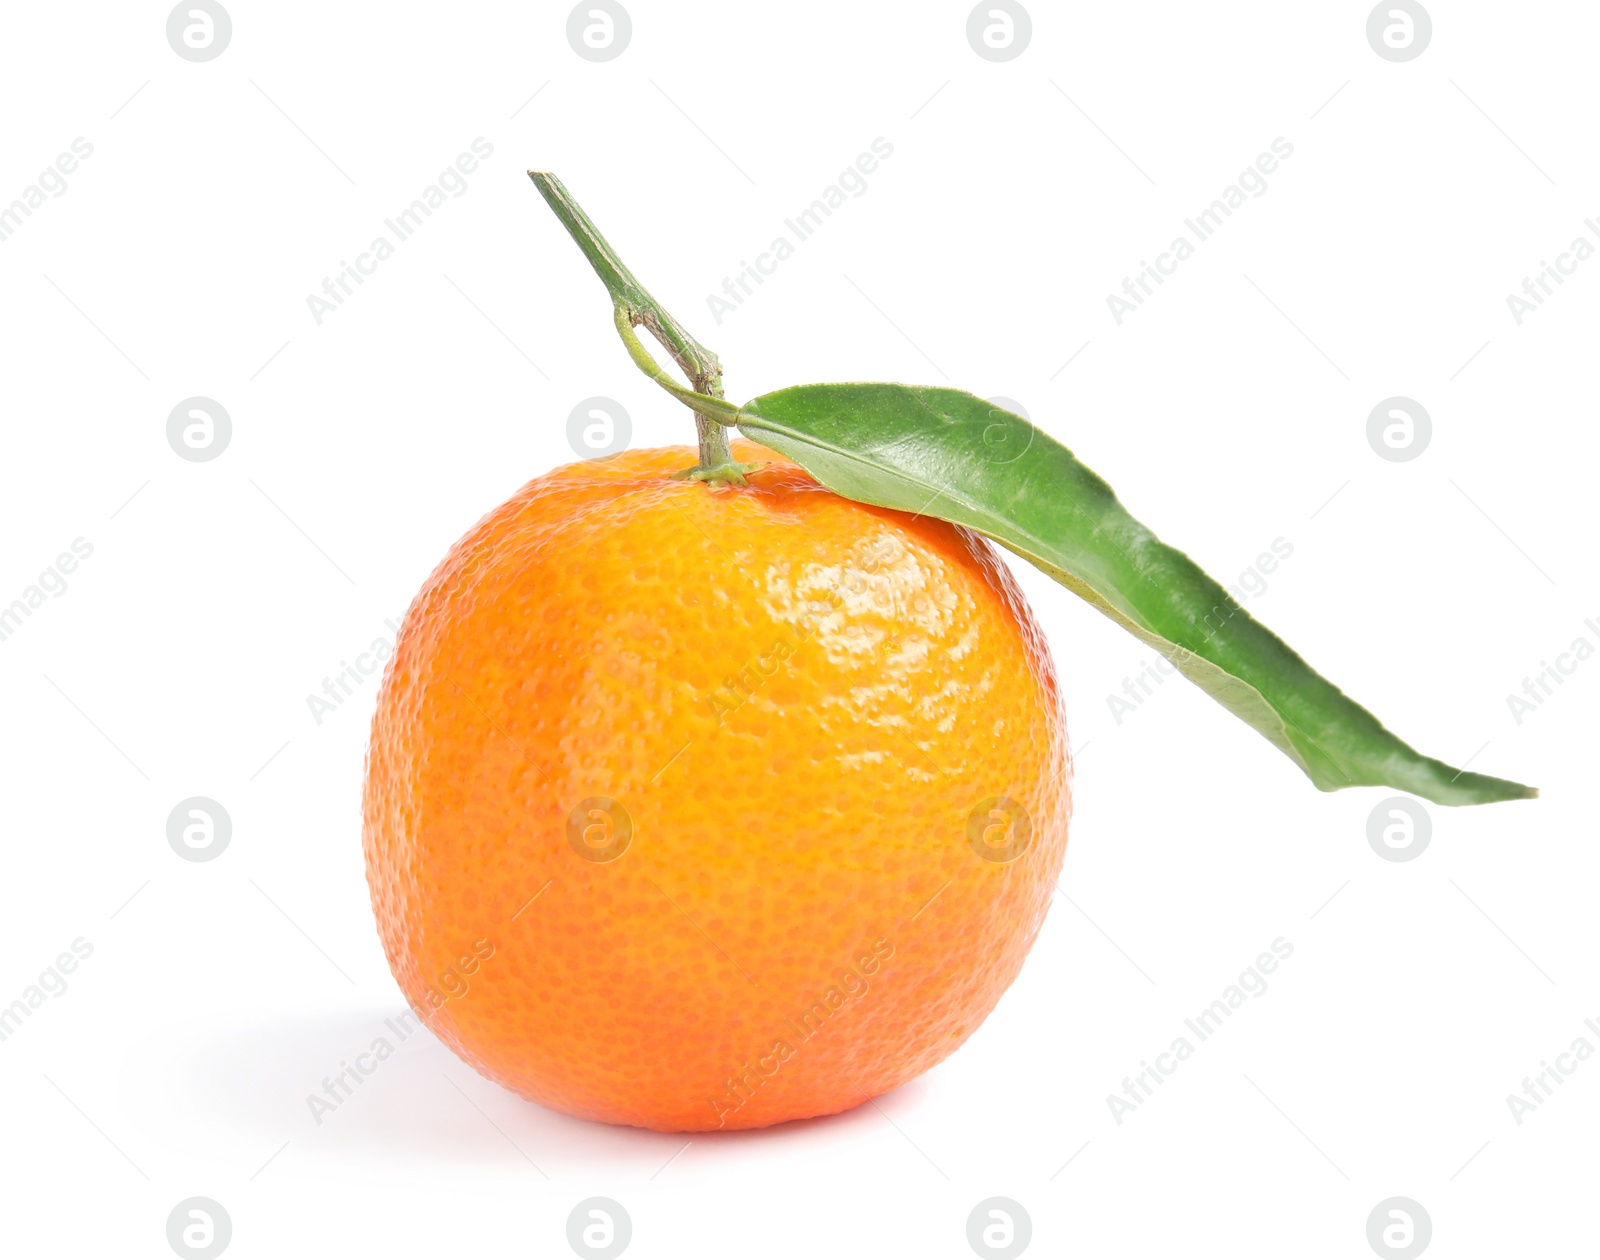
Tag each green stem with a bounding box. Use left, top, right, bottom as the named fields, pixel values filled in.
left=529, top=171, right=736, bottom=473
left=611, top=307, right=743, bottom=423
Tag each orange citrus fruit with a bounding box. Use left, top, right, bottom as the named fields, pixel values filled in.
left=362, top=439, right=1070, bottom=1131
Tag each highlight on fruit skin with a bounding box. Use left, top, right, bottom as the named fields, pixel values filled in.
left=362, top=442, right=1070, bottom=1131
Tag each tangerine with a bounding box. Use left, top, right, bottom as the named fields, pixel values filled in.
left=363, top=440, right=1070, bottom=1130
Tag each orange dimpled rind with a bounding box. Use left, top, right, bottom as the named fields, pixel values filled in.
left=363, top=441, right=1069, bottom=1131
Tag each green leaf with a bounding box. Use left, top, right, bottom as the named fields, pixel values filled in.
left=735, top=383, right=1536, bottom=806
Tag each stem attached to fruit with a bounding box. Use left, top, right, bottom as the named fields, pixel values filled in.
left=529, top=171, right=748, bottom=481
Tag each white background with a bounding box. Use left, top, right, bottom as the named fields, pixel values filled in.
left=1, top=2, right=1595, bottom=1257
